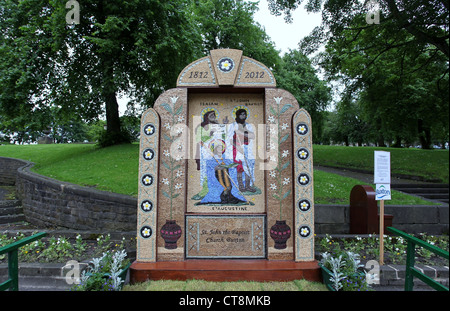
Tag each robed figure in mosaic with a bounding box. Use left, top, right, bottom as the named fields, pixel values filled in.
left=227, top=107, right=259, bottom=194
left=194, top=108, right=248, bottom=205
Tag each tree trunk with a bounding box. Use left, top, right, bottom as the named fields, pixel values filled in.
left=96, top=0, right=126, bottom=146
left=418, top=119, right=432, bottom=149
left=392, top=136, right=402, bottom=148
left=105, top=92, right=121, bottom=138
left=344, top=135, right=349, bottom=146
left=99, top=55, right=128, bottom=146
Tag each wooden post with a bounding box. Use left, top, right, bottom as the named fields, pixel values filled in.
left=379, top=200, right=384, bottom=265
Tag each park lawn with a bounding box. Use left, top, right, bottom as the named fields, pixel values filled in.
left=313, top=145, right=449, bottom=184
left=313, top=169, right=432, bottom=205
left=0, top=143, right=444, bottom=204
left=0, top=143, right=138, bottom=196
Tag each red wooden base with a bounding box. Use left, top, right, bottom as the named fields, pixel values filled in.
left=129, top=260, right=321, bottom=284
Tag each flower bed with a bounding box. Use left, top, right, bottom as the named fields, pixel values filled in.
left=316, top=233, right=449, bottom=266
left=0, top=232, right=135, bottom=264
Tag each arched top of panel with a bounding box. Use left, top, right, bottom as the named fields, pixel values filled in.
left=176, top=49, right=276, bottom=87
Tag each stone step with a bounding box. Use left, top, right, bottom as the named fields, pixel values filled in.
left=392, top=183, right=449, bottom=189
left=0, top=261, right=132, bottom=291
left=0, top=200, right=21, bottom=208
left=376, top=264, right=449, bottom=291
left=393, top=188, right=449, bottom=194
left=415, top=193, right=448, bottom=200
left=17, top=276, right=72, bottom=291
left=0, top=214, right=26, bottom=224
left=0, top=206, right=23, bottom=216
left=0, top=263, right=69, bottom=291
left=391, top=183, right=449, bottom=204
left=0, top=199, right=26, bottom=224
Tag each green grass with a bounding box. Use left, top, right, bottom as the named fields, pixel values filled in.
left=313, top=169, right=433, bottom=205
left=0, top=143, right=446, bottom=204
left=122, top=279, right=327, bottom=291
left=0, top=143, right=138, bottom=196
left=314, top=145, right=449, bottom=184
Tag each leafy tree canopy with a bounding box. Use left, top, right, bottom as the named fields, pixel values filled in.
left=1, top=0, right=287, bottom=145
left=266, top=0, right=449, bottom=147
left=1, top=0, right=200, bottom=145
left=268, top=0, right=449, bottom=59
left=275, top=49, right=332, bottom=141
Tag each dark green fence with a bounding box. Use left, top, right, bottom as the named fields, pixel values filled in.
left=387, top=227, right=448, bottom=291
left=0, top=232, right=47, bottom=291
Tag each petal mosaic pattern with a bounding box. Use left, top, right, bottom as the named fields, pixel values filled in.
left=293, top=109, right=315, bottom=261
left=136, top=108, right=159, bottom=262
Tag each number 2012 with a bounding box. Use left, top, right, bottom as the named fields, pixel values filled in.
left=245, top=71, right=265, bottom=79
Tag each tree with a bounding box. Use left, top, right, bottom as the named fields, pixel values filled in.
left=190, top=0, right=281, bottom=70
left=1, top=0, right=201, bottom=146
left=321, top=13, right=449, bottom=148
left=267, top=0, right=449, bottom=59
left=264, top=0, right=448, bottom=147
left=323, top=99, right=372, bottom=146
left=275, top=50, right=331, bottom=142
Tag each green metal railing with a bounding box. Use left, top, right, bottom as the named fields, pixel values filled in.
left=387, top=227, right=449, bottom=291
left=0, top=232, right=46, bottom=291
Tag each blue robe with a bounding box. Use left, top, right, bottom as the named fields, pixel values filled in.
left=197, top=158, right=247, bottom=205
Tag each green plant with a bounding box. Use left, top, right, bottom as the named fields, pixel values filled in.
left=71, top=249, right=130, bottom=291
left=415, top=233, right=445, bottom=264
left=73, top=234, right=87, bottom=257
left=97, top=129, right=133, bottom=148
left=385, top=236, right=408, bottom=264
left=37, top=236, right=74, bottom=262
left=316, top=234, right=344, bottom=256
left=96, top=234, right=112, bottom=253
left=343, top=236, right=365, bottom=254
left=320, top=250, right=373, bottom=291
left=341, top=273, right=372, bottom=291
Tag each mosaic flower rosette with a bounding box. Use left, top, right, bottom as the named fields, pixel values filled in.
left=293, top=109, right=315, bottom=261
left=137, top=108, right=159, bottom=261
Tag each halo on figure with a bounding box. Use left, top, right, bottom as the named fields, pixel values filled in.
left=201, top=107, right=219, bottom=121
left=232, top=105, right=249, bottom=120
left=209, top=139, right=226, bottom=154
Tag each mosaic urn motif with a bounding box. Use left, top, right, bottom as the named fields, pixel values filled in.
left=160, top=220, right=182, bottom=249
left=270, top=220, right=291, bottom=249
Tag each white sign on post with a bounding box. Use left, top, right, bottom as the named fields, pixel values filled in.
left=374, top=151, right=391, bottom=266
left=375, top=183, right=391, bottom=200
left=374, top=151, right=391, bottom=184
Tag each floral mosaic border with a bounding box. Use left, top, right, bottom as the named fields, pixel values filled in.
left=293, top=109, right=315, bottom=261
left=136, top=108, right=159, bottom=261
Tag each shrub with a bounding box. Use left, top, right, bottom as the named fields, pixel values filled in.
left=320, top=250, right=373, bottom=291
left=71, top=249, right=130, bottom=291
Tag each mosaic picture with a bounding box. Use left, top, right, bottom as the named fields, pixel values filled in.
left=187, top=93, right=265, bottom=214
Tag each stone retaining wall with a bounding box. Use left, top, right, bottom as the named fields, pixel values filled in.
left=1, top=157, right=136, bottom=231
left=314, top=204, right=449, bottom=235
left=1, top=156, right=448, bottom=234
left=0, top=156, right=27, bottom=186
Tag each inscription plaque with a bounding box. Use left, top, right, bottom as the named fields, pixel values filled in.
left=186, top=215, right=266, bottom=259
